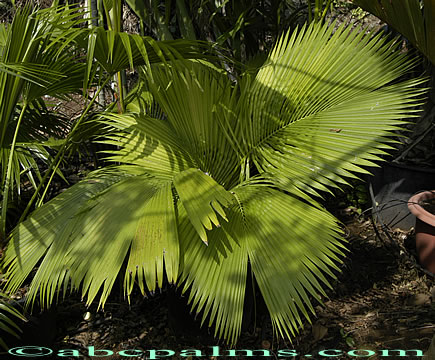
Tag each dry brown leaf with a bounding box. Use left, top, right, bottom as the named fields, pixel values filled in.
left=312, top=323, right=328, bottom=342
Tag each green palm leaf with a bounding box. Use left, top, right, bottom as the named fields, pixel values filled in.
left=232, top=184, right=344, bottom=339
left=230, top=22, right=425, bottom=195
left=124, top=179, right=178, bottom=295
left=0, top=5, right=89, bottom=238
left=80, top=26, right=214, bottom=82
left=3, top=168, right=129, bottom=299
left=3, top=166, right=180, bottom=308
left=2, top=20, right=425, bottom=346
left=100, top=113, right=195, bottom=177
left=178, top=201, right=248, bottom=342
left=174, top=168, right=234, bottom=244
left=143, top=61, right=241, bottom=185
left=178, top=179, right=345, bottom=344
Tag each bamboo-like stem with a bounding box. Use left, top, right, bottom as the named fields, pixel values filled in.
left=176, top=0, right=196, bottom=40
left=113, top=0, right=125, bottom=113
left=152, top=0, right=173, bottom=40
left=320, top=0, right=334, bottom=22
left=307, top=0, right=313, bottom=23
left=314, top=0, right=321, bottom=22
left=0, top=102, right=28, bottom=241
left=116, top=71, right=125, bottom=113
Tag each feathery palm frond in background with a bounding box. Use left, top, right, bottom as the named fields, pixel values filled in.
left=0, top=5, right=87, bottom=239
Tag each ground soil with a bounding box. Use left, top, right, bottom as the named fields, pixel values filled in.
left=2, top=207, right=433, bottom=360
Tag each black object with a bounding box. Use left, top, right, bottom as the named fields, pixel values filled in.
left=369, top=162, right=435, bottom=229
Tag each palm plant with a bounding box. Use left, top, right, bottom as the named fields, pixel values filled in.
left=2, top=20, right=425, bottom=344
left=0, top=5, right=88, bottom=240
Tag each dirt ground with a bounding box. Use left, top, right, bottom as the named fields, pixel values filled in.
left=2, top=206, right=433, bottom=360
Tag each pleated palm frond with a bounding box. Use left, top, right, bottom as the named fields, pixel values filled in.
left=2, top=21, right=425, bottom=344
left=231, top=22, right=425, bottom=196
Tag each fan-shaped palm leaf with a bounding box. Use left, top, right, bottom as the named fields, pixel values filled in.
left=179, top=181, right=344, bottom=342
left=2, top=21, right=425, bottom=345
left=233, top=23, right=424, bottom=195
